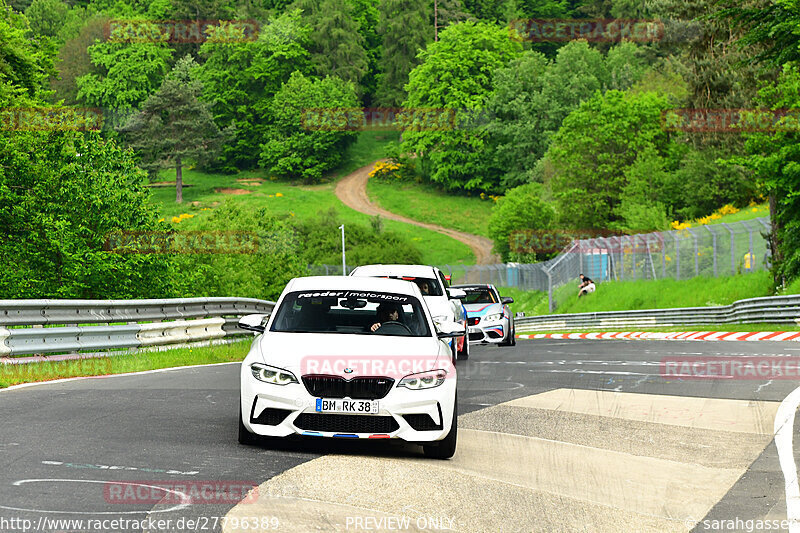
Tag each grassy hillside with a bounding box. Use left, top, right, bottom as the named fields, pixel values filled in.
left=500, top=271, right=781, bottom=316
left=367, top=179, right=495, bottom=237
left=148, top=168, right=474, bottom=265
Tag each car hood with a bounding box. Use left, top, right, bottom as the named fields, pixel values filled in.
left=256, top=332, right=446, bottom=379
left=463, top=302, right=503, bottom=317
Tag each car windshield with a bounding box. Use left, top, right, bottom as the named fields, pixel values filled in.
left=461, top=287, right=497, bottom=304
left=270, top=290, right=431, bottom=337
left=371, top=276, right=442, bottom=296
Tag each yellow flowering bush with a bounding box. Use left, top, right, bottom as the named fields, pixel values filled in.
left=671, top=221, right=692, bottom=230
left=369, top=161, right=403, bottom=180
left=171, top=213, right=195, bottom=224
left=716, top=204, right=739, bottom=216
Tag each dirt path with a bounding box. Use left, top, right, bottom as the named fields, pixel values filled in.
left=335, top=161, right=500, bottom=264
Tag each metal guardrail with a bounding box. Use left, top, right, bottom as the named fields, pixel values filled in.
left=515, top=294, right=800, bottom=332
left=0, top=297, right=274, bottom=357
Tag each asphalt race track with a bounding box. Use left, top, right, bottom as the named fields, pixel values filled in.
left=1, top=339, right=799, bottom=532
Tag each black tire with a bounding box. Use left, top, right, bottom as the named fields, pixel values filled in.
left=499, top=322, right=516, bottom=347
left=456, top=335, right=469, bottom=360
left=238, top=404, right=259, bottom=445
left=424, top=395, right=457, bottom=459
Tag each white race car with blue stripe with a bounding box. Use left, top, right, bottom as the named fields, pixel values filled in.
left=452, top=284, right=516, bottom=346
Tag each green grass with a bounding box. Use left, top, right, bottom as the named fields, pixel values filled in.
left=503, top=271, right=776, bottom=316
left=524, top=323, right=800, bottom=334
left=699, top=203, right=769, bottom=225
left=552, top=271, right=775, bottom=314
left=0, top=340, right=250, bottom=389
left=367, top=179, right=495, bottom=237
left=148, top=168, right=474, bottom=265
left=782, top=277, right=800, bottom=295
left=325, top=130, right=400, bottom=178
left=494, top=286, right=548, bottom=317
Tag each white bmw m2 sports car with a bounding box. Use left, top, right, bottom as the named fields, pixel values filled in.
left=238, top=276, right=461, bottom=459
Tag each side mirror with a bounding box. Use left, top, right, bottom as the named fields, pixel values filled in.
left=239, top=313, right=270, bottom=333
left=501, top=296, right=514, bottom=304
left=436, top=320, right=465, bottom=339
left=446, top=288, right=466, bottom=300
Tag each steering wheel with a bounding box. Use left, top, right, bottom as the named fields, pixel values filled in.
left=374, top=321, right=413, bottom=335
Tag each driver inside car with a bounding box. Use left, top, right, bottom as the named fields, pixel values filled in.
left=370, top=302, right=403, bottom=332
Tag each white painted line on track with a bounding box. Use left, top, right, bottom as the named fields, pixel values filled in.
left=775, top=386, right=800, bottom=533
left=0, top=361, right=240, bottom=393
left=0, top=479, right=189, bottom=515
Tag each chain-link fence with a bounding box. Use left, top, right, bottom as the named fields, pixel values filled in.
left=307, top=217, right=771, bottom=313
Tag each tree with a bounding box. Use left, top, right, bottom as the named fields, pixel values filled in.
left=401, top=20, right=521, bottom=191
left=0, top=2, right=54, bottom=107
left=171, top=202, right=307, bottom=301
left=733, top=64, right=800, bottom=285
left=376, top=0, right=431, bottom=107
left=259, top=71, right=359, bottom=183
left=349, top=0, right=382, bottom=102
left=121, top=56, right=225, bottom=203
left=24, top=0, right=67, bottom=39
left=196, top=12, right=312, bottom=170
left=488, top=183, right=555, bottom=262
left=76, top=21, right=173, bottom=112
left=292, top=208, right=423, bottom=265
left=485, top=41, right=648, bottom=190
left=546, top=90, right=673, bottom=229
left=0, top=130, right=176, bottom=298
left=292, top=0, right=369, bottom=88
left=485, top=50, right=550, bottom=189
left=51, top=14, right=108, bottom=105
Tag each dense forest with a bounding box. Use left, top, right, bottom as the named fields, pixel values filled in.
left=1, top=0, right=799, bottom=299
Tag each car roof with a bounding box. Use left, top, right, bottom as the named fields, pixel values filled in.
left=284, top=275, right=423, bottom=297
left=350, top=264, right=439, bottom=278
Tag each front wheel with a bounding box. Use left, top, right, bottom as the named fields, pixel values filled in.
left=238, top=404, right=259, bottom=445
left=423, top=396, right=457, bottom=459
left=456, top=334, right=469, bottom=360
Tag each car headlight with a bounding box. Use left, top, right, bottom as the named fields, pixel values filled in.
left=250, top=363, right=298, bottom=385
left=398, top=369, right=447, bottom=390
left=484, top=313, right=503, bottom=322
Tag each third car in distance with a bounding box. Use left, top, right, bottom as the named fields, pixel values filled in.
left=452, top=284, right=515, bottom=347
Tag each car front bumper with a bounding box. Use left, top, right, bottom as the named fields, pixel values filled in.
left=241, top=368, right=456, bottom=442
left=467, top=319, right=509, bottom=344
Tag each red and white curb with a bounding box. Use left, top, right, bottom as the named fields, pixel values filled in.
left=517, top=331, right=800, bottom=342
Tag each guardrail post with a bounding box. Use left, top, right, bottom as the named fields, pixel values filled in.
left=743, top=220, right=755, bottom=272
left=721, top=222, right=735, bottom=275
left=705, top=226, right=717, bottom=277
left=685, top=227, right=699, bottom=278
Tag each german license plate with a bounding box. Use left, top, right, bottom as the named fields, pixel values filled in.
left=315, top=398, right=379, bottom=414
